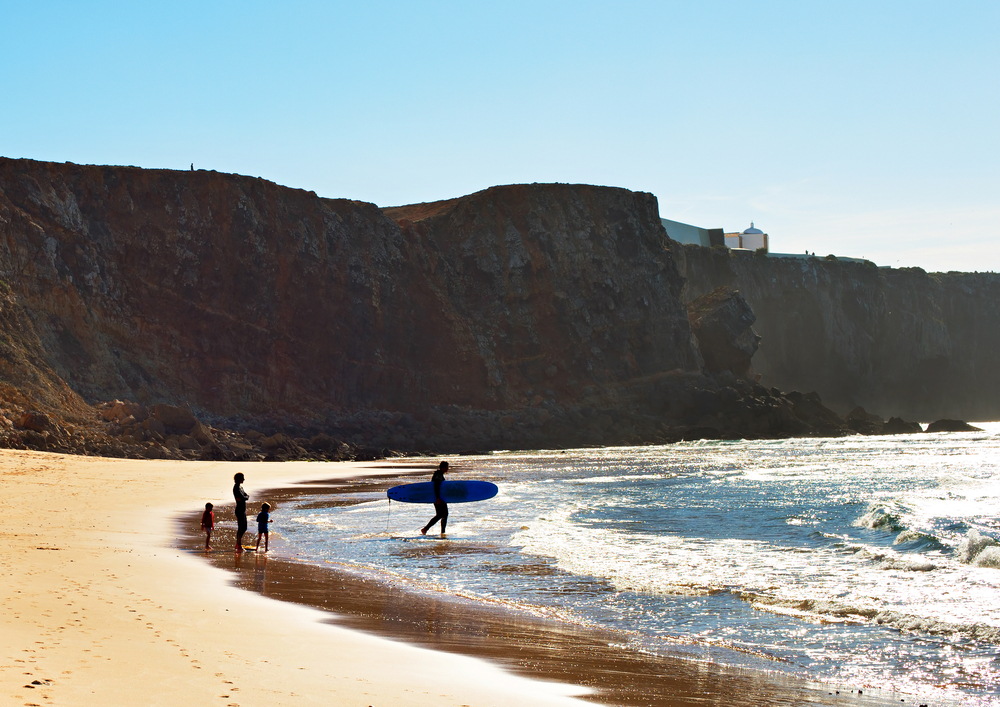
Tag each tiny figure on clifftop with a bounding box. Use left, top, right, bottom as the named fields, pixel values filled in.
left=234, top=472, right=249, bottom=553
left=421, top=461, right=449, bottom=536
left=201, top=502, right=214, bottom=551
left=255, top=502, right=271, bottom=552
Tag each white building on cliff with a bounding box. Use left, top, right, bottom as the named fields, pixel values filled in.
left=661, top=216, right=769, bottom=252
left=724, top=222, right=768, bottom=251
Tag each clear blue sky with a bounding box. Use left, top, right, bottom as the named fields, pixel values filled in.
left=4, top=1, right=998, bottom=272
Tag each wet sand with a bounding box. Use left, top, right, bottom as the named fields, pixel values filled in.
left=184, top=466, right=911, bottom=707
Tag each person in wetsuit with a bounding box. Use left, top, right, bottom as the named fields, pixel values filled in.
left=234, top=472, right=249, bottom=552
left=420, top=461, right=449, bottom=536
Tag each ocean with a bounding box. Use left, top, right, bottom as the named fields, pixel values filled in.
left=275, top=424, right=1000, bottom=706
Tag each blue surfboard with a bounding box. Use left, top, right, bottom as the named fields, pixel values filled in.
left=387, top=480, right=498, bottom=504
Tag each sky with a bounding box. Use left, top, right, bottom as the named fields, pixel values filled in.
left=3, top=1, right=999, bottom=272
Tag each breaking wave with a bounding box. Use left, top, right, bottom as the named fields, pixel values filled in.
left=958, top=529, right=1000, bottom=568
left=892, top=529, right=946, bottom=553
left=853, top=502, right=906, bottom=532
left=743, top=592, right=1000, bottom=644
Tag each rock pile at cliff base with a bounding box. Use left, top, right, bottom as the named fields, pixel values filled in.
left=0, top=387, right=975, bottom=462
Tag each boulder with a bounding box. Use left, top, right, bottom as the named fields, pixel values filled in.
left=199, top=443, right=230, bottom=461
left=308, top=433, right=336, bottom=451
left=177, top=434, right=201, bottom=451
left=784, top=391, right=851, bottom=436
left=20, top=429, right=49, bottom=448
left=142, top=417, right=168, bottom=436
left=261, top=433, right=288, bottom=451
left=17, top=410, right=52, bottom=432
left=99, top=400, right=124, bottom=421
left=883, top=417, right=923, bottom=434
left=190, top=420, right=215, bottom=445
left=100, top=400, right=148, bottom=423
left=926, top=419, right=982, bottom=433
left=846, top=406, right=882, bottom=423
left=142, top=445, right=168, bottom=459
left=845, top=406, right=884, bottom=435
left=153, top=404, right=197, bottom=432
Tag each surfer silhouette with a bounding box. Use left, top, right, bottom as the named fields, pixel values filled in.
left=420, top=461, right=449, bottom=536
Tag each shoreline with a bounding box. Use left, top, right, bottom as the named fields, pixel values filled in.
left=1, top=451, right=593, bottom=706
left=184, top=461, right=915, bottom=707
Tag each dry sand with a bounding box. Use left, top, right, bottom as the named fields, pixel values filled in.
left=1, top=451, right=591, bottom=707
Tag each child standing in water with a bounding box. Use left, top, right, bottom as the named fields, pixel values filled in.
left=421, top=461, right=449, bottom=536
left=201, top=502, right=214, bottom=551
left=255, top=502, right=271, bottom=552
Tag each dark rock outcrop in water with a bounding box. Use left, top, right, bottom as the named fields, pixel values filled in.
left=882, top=417, right=924, bottom=435
left=0, top=157, right=990, bottom=458
left=674, top=246, right=1000, bottom=421
left=925, top=419, right=982, bottom=433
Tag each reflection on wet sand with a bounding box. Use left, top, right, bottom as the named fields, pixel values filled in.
left=180, top=478, right=896, bottom=707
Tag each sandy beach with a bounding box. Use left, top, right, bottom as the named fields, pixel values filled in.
left=1, top=451, right=593, bottom=707
left=3, top=450, right=911, bottom=707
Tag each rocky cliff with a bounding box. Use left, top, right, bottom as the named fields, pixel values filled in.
left=0, top=159, right=735, bottom=453
left=674, top=246, right=1000, bottom=421
left=0, top=158, right=439, bottom=417
left=0, top=160, right=699, bottom=419
left=0, top=157, right=985, bottom=459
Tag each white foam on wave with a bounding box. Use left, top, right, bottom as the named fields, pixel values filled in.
left=958, top=529, right=1000, bottom=567
left=512, top=507, right=728, bottom=596
left=853, top=502, right=907, bottom=532
left=514, top=499, right=1000, bottom=644
left=847, top=542, right=938, bottom=571
left=871, top=610, right=1000, bottom=644
left=972, top=546, right=1000, bottom=568
left=744, top=592, right=1000, bottom=644
left=875, top=554, right=937, bottom=572
left=741, top=592, right=879, bottom=622
left=291, top=512, right=347, bottom=530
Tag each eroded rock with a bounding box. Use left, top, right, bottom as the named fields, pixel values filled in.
left=687, top=287, right=760, bottom=379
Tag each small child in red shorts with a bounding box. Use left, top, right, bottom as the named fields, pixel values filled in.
left=201, top=502, right=214, bottom=551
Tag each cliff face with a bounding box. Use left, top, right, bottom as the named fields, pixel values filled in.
left=675, top=246, right=1000, bottom=420
left=2, top=156, right=990, bottom=456
left=0, top=159, right=698, bottom=423
left=0, top=159, right=427, bottom=416
left=386, top=185, right=700, bottom=409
